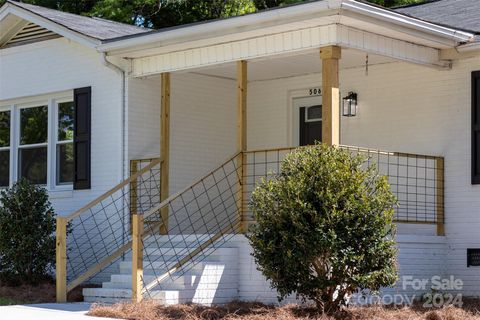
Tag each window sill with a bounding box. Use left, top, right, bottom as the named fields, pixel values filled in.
left=48, top=189, right=73, bottom=199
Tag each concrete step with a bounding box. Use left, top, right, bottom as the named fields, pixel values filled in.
left=141, top=247, right=237, bottom=257
left=103, top=272, right=239, bottom=289
left=83, top=241, right=239, bottom=305
left=118, top=261, right=239, bottom=275
left=83, top=287, right=239, bottom=305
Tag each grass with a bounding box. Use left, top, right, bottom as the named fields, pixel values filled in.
left=88, top=300, right=480, bottom=320
left=0, top=297, right=18, bottom=306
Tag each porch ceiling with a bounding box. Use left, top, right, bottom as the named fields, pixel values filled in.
left=183, top=48, right=394, bottom=82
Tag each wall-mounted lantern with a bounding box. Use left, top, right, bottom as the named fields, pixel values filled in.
left=342, top=92, right=357, bottom=117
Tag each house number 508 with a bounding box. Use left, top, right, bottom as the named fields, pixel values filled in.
left=309, top=88, right=321, bottom=95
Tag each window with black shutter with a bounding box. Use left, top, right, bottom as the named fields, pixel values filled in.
left=73, top=87, right=91, bottom=190
left=472, top=71, right=480, bottom=184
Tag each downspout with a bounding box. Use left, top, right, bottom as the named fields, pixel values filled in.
left=100, top=52, right=126, bottom=183
left=100, top=52, right=128, bottom=258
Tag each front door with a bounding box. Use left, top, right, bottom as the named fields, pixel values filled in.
left=294, top=96, right=322, bottom=146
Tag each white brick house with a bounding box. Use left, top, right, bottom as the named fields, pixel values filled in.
left=0, top=0, right=479, bottom=305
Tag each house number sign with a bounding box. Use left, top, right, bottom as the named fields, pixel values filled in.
left=309, top=88, right=321, bottom=96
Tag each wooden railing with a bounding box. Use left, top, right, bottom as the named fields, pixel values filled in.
left=242, top=146, right=445, bottom=234
left=56, top=157, right=161, bottom=302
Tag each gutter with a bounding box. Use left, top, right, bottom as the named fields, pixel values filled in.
left=96, top=0, right=338, bottom=53
left=97, top=0, right=475, bottom=55
left=457, top=41, right=480, bottom=53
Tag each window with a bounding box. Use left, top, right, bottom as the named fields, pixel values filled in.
left=0, top=111, right=10, bottom=187
left=306, top=105, right=322, bottom=122
left=0, top=94, right=76, bottom=189
left=56, top=101, right=74, bottom=185
left=18, top=105, right=48, bottom=185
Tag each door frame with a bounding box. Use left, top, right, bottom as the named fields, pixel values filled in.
left=288, top=87, right=322, bottom=147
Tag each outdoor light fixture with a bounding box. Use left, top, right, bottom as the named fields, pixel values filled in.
left=342, top=92, right=357, bottom=117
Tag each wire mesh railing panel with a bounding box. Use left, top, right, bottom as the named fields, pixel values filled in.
left=64, top=158, right=161, bottom=290
left=342, top=146, right=443, bottom=224
left=141, top=153, right=242, bottom=296
left=242, top=146, right=444, bottom=225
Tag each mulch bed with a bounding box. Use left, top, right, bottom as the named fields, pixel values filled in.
left=88, top=299, right=480, bottom=320
left=0, top=281, right=89, bottom=305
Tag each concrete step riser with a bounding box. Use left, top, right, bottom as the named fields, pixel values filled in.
left=118, top=265, right=239, bottom=276
left=83, top=288, right=238, bottom=303
left=105, top=273, right=239, bottom=289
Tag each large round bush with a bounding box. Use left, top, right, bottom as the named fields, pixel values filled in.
left=247, top=144, right=398, bottom=312
left=0, top=179, right=56, bottom=285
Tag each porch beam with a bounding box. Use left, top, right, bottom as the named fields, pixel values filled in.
left=160, top=73, right=170, bottom=234
left=320, top=45, right=341, bottom=146
left=237, top=60, right=247, bottom=232
left=131, top=24, right=450, bottom=77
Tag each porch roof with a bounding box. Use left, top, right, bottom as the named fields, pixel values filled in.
left=97, top=0, right=477, bottom=77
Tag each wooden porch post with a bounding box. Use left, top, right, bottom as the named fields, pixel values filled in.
left=320, top=46, right=341, bottom=146
left=132, top=214, right=144, bottom=302
left=160, top=73, right=170, bottom=234
left=56, top=217, right=67, bottom=303
left=237, top=60, right=247, bottom=232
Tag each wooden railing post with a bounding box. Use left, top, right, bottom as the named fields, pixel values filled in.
left=436, top=157, right=445, bottom=236
left=237, top=60, right=247, bottom=233
left=56, top=217, right=67, bottom=303
left=132, top=214, right=144, bottom=302
left=160, top=72, right=171, bottom=235
left=129, top=160, right=138, bottom=233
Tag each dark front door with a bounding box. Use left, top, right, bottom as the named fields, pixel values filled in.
left=299, top=105, right=322, bottom=146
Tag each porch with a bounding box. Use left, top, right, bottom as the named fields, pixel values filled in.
left=56, top=43, right=450, bottom=303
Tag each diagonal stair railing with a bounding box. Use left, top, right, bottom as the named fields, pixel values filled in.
left=133, top=152, right=243, bottom=301
left=55, top=157, right=161, bottom=302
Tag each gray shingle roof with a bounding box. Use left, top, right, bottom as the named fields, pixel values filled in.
left=395, top=0, right=480, bottom=34
left=7, top=0, right=151, bottom=40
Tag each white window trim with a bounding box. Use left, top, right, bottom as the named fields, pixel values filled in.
left=16, top=102, right=50, bottom=188
left=290, top=93, right=323, bottom=147
left=0, top=92, right=73, bottom=191
left=52, top=97, right=74, bottom=190
left=0, top=106, right=12, bottom=187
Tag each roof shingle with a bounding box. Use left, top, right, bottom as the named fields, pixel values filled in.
left=7, top=0, right=151, bottom=40
left=395, top=0, right=480, bottom=34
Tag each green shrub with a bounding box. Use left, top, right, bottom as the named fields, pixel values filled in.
left=0, top=179, right=56, bottom=285
left=247, top=144, right=398, bottom=313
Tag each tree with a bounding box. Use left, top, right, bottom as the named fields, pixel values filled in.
left=247, top=144, right=398, bottom=313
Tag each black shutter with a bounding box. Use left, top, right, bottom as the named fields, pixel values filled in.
left=473, top=72, right=480, bottom=184
left=73, top=87, right=91, bottom=190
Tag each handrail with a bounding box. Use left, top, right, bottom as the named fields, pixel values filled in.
left=65, top=157, right=161, bottom=221
left=56, top=156, right=162, bottom=302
